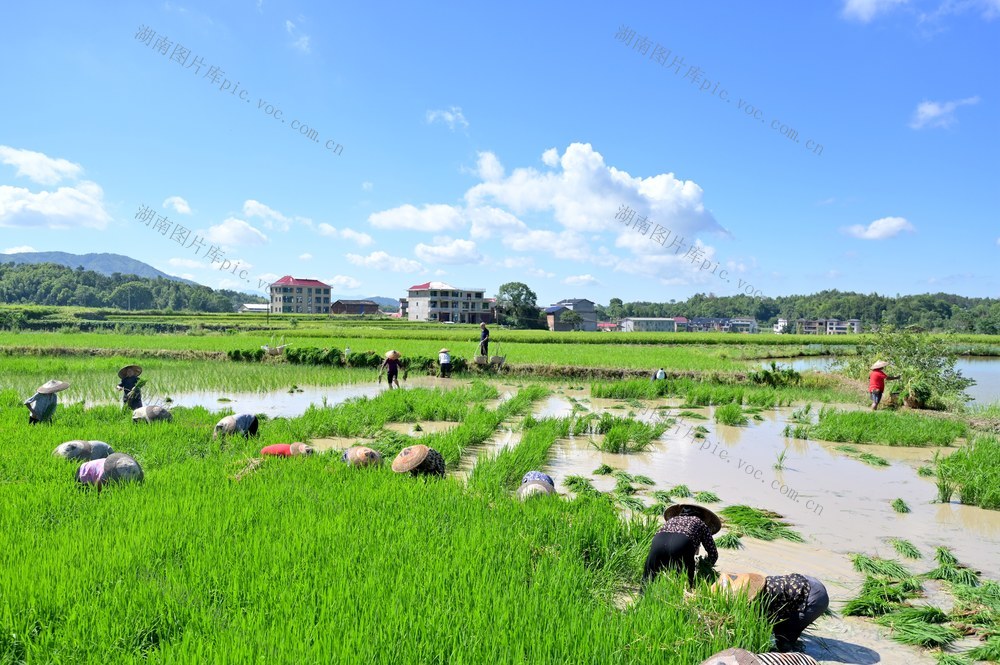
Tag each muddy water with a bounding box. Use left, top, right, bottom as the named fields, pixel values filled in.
left=539, top=398, right=1000, bottom=664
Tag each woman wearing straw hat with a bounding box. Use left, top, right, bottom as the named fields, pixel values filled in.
left=380, top=350, right=401, bottom=389
left=516, top=470, right=556, bottom=500
left=76, top=452, right=144, bottom=489
left=438, top=348, right=452, bottom=378
left=713, top=572, right=830, bottom=652
left=700, top=648, right=819, bottom=665
left=214, top=413, right=260, bottom=439
left=23, top=379, right=69, bottom=424
left=642, top=503, right=721, bottom=588
left=132, top=404, right=173, bottom=423
left=260, top=442, right=315, bottom=457
left=868, top=360, right=900, bottom=411
left=116, top=365, right=143, bottom=410
left=391, top=444, right=445, bottom=478
left=53, top=440, right=114, bottom=461
left=342, top=446, right=383, bottom=467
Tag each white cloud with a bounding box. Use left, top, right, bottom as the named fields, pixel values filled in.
left=299, top=253, right=313, bottom=260
left=466, top=143, right=723, bottom=236
left=843, top=216, right=915, bottom=239
left=415, top=238, right=482, bottom=265
left=469, top=206, right=527, bottom=239
left=426, top=106, right=469, bottom=131
left=163, top=196, right=191, bottom=214
left=346, top=251, right=423, bottom=273
left=563, top=274, right=600, bottom=287
left=541, top=148, right=560, bottom=167
left=2, top=245, right=36, bottom=254
left=369, top=203, right=465, bottom=232
left=361, top=181, right=374, bottom=191
left=285, top=20, right=311, bottom=53
left=0, top=180, right=112, bottom=229
left=909, top=96, right=979, bottom=129
left=243, top=199, right=293, bottom=231
left=842, top=0, right=909, bottom=22
left=327, top=275, right=361, bottom=290
left=167, top=258, right=204, bottom=269
left=476, top=152, right=505, bottom=182
left=204, top=217, right=269, bottom=246
left=317, top=223, right=374, bottom=246
left=0, top=146, right=82, bottom=185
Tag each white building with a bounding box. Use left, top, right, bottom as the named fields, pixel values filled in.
left=403, top=281, right=494, bottom=323
left=620, top=317, right=678, bottom=333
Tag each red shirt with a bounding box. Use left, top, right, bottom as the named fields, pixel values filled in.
left=261, top=444, right=292, bottom=457
left=869, top=369, right=888, bottom=392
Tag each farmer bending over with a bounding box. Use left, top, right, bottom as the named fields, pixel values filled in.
left=214, top=413, right=260, bottom=439
left=642, top=504, right=720, bottom=588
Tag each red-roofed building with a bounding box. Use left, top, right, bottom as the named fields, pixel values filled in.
left=269, top=276, right=332, bottom=314
left=403, top=281, right=494, bottom=323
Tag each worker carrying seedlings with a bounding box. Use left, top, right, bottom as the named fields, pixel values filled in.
left=516, top=470, right=556, bottom=500
left=261, top=442, right=315, bottom=457
left=699, top=648, right=819, bottom=665
left=214, top=413, right=260, bottom=439
left=76, top=452, right=144, bottom=489
left=342, top=446, right=383, bottom=467
left=391, top=444, right=445, bottom=478
left=479, top=322, right=490, bottom=357
left=438, top=348, right=452, bottom=378
left=116, top=365, right=143, bottom=410
left=713, top=572, right=830, bottom=653
left=652, top=367, right=667, bottom=381
left=53, top=440, right=113, bottom=461
left=868, top=360, right=900, bottom=411
left=642, top=504, right=720, bottom=588
left=380, top=350, right=401, bottom=389
left=23, top=379, right=69, bottom=425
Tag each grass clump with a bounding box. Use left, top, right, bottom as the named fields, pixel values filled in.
left=718, top=505, right=803, bottom=543
left=939, top=435, right=1000, bottom=510
left=892, top=498, right=911, bottom=513
left=714, top=403, right=748, bottom=426
left=574, top=413, right=669, bottom=453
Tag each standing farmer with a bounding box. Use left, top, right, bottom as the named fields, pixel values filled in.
left=479, top=322, right=490, bottom=357
left=869, top=360, right=900, bottom=411
left=23, top=380, right=69, bottom=425
left=438, top=348, right=452, bottom=378
left=116, top=365, right=143, bottom=410
left=381, top=350, right=401, bottom=389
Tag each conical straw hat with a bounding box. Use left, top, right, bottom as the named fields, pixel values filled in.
left=392, top=445, right=429, bottom=473
left=118, top=365, right=142, bottom=379
left=664, top=503, right=723, bottom=534
left=870, top=360, right=889, bottom=370
left=36, top=379, right=70, bottom=394
left=439, top=348, right=450, bottom=354
left=699, top=648, right=819, bottom=665
left=516, top=481, right=555, bottom=500
left=343, top=446, right=383, bottom=467
left=385, top=350, right=400, bottom=359
left=103, top=453, right=144, bottom=484
left=289, top=442, right=314, bottom=456
left=53, top=440, right=113, bottom=460
left=712, top=572, right=766, bottom=601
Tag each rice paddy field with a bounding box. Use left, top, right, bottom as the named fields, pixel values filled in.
left=3, top=318, right=1000, bottom=663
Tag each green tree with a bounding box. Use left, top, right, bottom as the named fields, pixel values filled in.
left=495, top=282, right=539, bottom=328
left=109, top=282, right=153, bottom=310
left=606, top=297, right=624, bottom=321
left=561, top=310, right=583, bottom=331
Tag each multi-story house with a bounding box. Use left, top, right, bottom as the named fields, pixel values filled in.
left=269, top=276, right=331, bottom=314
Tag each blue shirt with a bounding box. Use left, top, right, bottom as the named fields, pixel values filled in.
left=521, top=471, right=554, bottom=487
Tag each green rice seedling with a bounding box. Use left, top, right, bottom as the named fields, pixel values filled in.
left=918, top=465, right=935, bottom=477
left=667, top=484, right=692, bottom=498
left=593, top=464, right=614, bottom=475
left=967, top=636, right=1000, bottom=661
left=851, top=554, right=914, bottom=580
left=859, top=452, right=890, bottom=467
left=880, top=618, right=962, bottom=647
left=714, top=403, right=748, bottom=426
left=788, top=403, right=813, bottom=424
left=611, top=470, right=635, bottom=483
left=926, top=565, right=980, bottom=587
left=677, top=410, right=708, bottom=420
left=467, top=417, right=567, bottom=496
left=614, top=495, right=646, bottom=512
left=631, top=474, right=654, bottom=486
left=773, top=448, right=788, bottom=471
left=889, top=538, right=923, bottom=560
left=693, top=425, right=709, bottom=434
left=651, top=490, right=673, bottom=504
left=782, top=423, right=811, bottom=439
left=752, top=414, right=764, bottom=421
left=836, top=444, right=862, bottom=454
left=715, top=532, right=743, bottom=549
left=563, top=475, right=598, bottom=495
left=643, top=502, right=670, bottom=517
left=878, top=605, right=949, bottom=624
left=936, top=546, right=959, bottom=567
left=809, top=409, right=968, bottom=446
left=842, top=591, right=899, bottom=617
left=936, top=466, right=956, bottom=504
left=939, top=436, right=1000, bottom=510
left=718, top=505, right=804, bottom=543
left=935, top=654, right=975, bottom=665
left=892, top=498, right=911, bottom=513
left=614, top=477, right=637, bottom=496
left=693, top=491, right=720, bottom=503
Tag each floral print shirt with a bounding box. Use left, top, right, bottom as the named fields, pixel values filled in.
left=761, top=573, right=810, bottom=624
left=656, top=515, right=718, bottom=564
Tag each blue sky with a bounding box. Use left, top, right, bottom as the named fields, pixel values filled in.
left=1, top=0, right=997, bottom=305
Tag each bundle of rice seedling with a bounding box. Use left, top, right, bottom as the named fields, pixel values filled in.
left=693, top=491, right=721, bottom=503
left=651, top=490, right=673, bottom=504
left=614, top=495, right=645, bottom=512
left=677, top=410, right=708, bottom=420
left=593, top=464, right=614, bottom=475
left=917, top=465, right=934, bottom=477
left=611, top=470, right=635, bottom=483
left=632, top=474, right=654, bottom=486
left=892, top=498, right=911, bottom=513
left=836, top=444, right=862, bottom=454
left=935, top=655, right=975, bottom=665
left=935, top=546, right=959, bottom=566
left=926, top=565, right=980, bottom=587
left=888, top=538, right=922, bottom=560
left=614, top=477, right=636, bottom=496
left=718, top=505, right=804, bottom=543
left=879, top=617, right=961, bottom=647
left=851, top=554, right=914, bottom=580
left=714, top=403, right=748, bottom=426
left=968, top=636, right=1000, bottom=661
left=564, top=475, right=598, bottom=495
left=715, top=532, right=743, bottom=549
left=876, top=605, right=949, bottom=625
left=859, top=452, right=890, bottom=467
left=666, top=484, right=692, bottom=498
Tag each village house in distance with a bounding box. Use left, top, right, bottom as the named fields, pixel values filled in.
left=268, top=276, right=331, bottom=314
left=399, top=282, right=495, bottom=324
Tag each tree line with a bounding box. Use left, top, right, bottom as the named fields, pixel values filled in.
left=0, top=262, right=266, bottom=312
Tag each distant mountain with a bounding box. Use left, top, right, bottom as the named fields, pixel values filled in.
left=328, top=294, right=400, bottom=309
left=1, top=251, right=193, bottom=284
